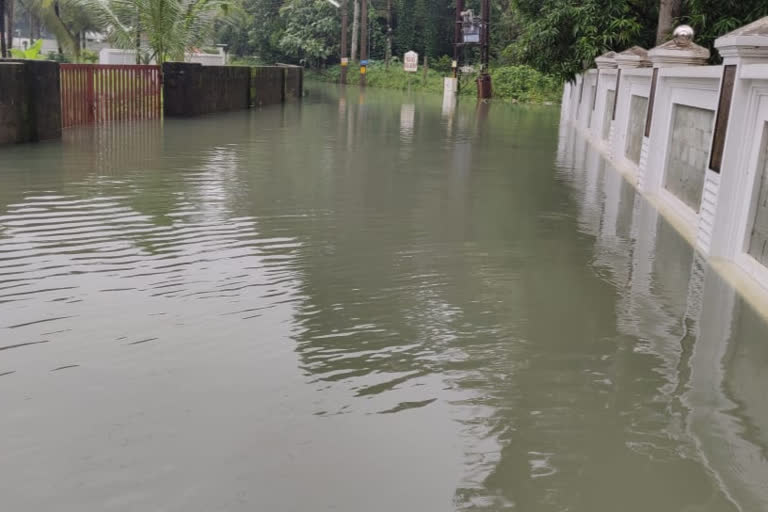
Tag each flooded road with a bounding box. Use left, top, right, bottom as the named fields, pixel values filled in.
left=2, top=85, right=768, bottom=511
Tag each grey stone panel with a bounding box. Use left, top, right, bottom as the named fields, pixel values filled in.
left=625, top=95, right=648, bottom=164
left=663, top=104, right=714, bottom=211
left=602, top=90, right=615, bottom=140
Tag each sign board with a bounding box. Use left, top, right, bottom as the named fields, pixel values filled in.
left=341, top=57, right=349, bottom=67
left=404, top=51, right=418, bottom=73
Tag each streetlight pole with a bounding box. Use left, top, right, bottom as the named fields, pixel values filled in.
left=360, top=0, right=367, bottom=86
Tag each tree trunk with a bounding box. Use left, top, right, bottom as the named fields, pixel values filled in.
left=5, top=0, right=14, bottom=55
left=54, top=1, right=62, bottom=55
left=350, top=0, right=359, bottom=63
left=0, top=0, right=6, bottom=58
left=385, top=0, right=392, bottom=68
left=135, top=7, right=141, bottom=64
left=656, top=0, right=683, bottom=45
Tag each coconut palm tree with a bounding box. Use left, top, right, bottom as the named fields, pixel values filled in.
left=21, top=0, right=100, bottom=59
left=85, top=0, right=237, bottom=63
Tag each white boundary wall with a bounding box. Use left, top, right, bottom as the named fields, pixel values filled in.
left=561, top=17, right=768, bottom=300
left=99, top=48, right=226, bottom=66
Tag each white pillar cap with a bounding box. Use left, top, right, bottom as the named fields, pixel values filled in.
left=715, top=16, right=768, bottom=60
left=595, top=51, right=618, bottom=69
left=615, top=46, right=651, bottom=69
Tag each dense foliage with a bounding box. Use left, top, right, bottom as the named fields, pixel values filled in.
left=5, top=0, right=768, bottom=79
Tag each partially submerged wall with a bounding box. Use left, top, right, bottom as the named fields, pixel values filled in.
left=251, top=67, right=284, bottom=107
left=0, top=60, right=61, bottom=144
left=164, top=62, right=303, bottom=117
left=282, top=66, right=303, bottom=101
left=163, top=63, right=250, bottom=117
left=560, top=16, right=768, bottom=302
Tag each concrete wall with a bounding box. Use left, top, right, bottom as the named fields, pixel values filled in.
left=664, top=105, right=714, bottom=211
left=558, top=16, right=768, bottom=306
left=100, top=48, right=226, bottom=66
left=251, top=67, right=284, bottom=107
left=164, top=62, right=301, bottom=117
left=0, top=60, right=61, bottom=144
left=163, top=62, right=250, bottom=117
left=283, top=66, right=303, bottom=100
left=0, top=63, right=27, bottom=145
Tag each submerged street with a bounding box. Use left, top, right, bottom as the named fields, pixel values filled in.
left=1, top=86, right=767, bottom=511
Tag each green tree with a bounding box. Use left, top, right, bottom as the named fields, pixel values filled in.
left=277, top=0, right=339, bottom=67
left=503, top=0, right=657, bottom=80
left=682, top=0, right=768, bottom=56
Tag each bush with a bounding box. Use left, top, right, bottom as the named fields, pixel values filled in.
left=81, top=49, right=99, bottom=63
left=490, top=65, right=561, bottom=103
left=307, top=62, right=562, bottom=104
left=431, top=55, right=454, bottom=75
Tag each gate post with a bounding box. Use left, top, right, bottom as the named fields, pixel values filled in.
left=86, top=65, right=95, bottom=124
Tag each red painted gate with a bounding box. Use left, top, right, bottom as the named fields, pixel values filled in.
left=60, top=64, right=162, bottom=128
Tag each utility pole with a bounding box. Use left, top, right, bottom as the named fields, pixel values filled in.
left=477, top=0, right=492, bottom=99
left=341, top=0, right=348, bottom=83
left=453, top=0, right=463, bottom=78
left=360, top=0, right=367, bottom=86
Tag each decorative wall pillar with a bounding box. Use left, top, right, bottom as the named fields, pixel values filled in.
left=639, top=27, right=711, bottom=200
left=588, top=51, right=617, bottom=140
left=708, top=17, right=768, bottom=268
left=611, top=47, right=651, bottom=162
left=577, top=69, right=599, bottom=131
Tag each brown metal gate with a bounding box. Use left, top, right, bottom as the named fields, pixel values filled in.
left=60, top=64, right=162, bottom=128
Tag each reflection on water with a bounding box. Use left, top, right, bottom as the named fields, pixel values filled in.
left=1, top=86, right=768, bottom=511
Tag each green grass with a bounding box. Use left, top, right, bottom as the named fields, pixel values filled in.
left=308, top=62, right=562, bottom=104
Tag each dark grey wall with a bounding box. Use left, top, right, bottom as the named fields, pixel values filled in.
left=1, top=60, right=61, bottom=144
left=164, top=63, right=302, bottom=117
left=251, top=66, right=284, bottom=107
left=283, top=67, right=303, bottom=101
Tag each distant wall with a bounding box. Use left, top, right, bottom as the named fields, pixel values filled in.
left=100, top=48, right=226, bottom=66
left=0, top=60, right=61, bottom=144
left=282, top=66, right=303, bottom=101
left=164, top=62, right=302, bottom=117
left=163, top=62, right=250, bottom=117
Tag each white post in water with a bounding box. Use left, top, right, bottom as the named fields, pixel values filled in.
left=443, top=76, right=458, bottom=108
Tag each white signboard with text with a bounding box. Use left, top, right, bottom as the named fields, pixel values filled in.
left=404, top=51, right=419, bottom=73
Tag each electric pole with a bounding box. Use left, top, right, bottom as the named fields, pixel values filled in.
left=478, top=0, right=492, bottom=99
left=453, top=0, right=464, bottom=78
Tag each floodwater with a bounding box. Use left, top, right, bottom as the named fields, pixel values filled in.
left=2, top=85, right=768, bottom=512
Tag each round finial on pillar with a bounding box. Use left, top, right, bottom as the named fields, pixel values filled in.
left=673, top=25, right=695, bottom=47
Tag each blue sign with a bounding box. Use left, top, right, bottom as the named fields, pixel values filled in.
left=360, top=60, right=369, bottom=66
